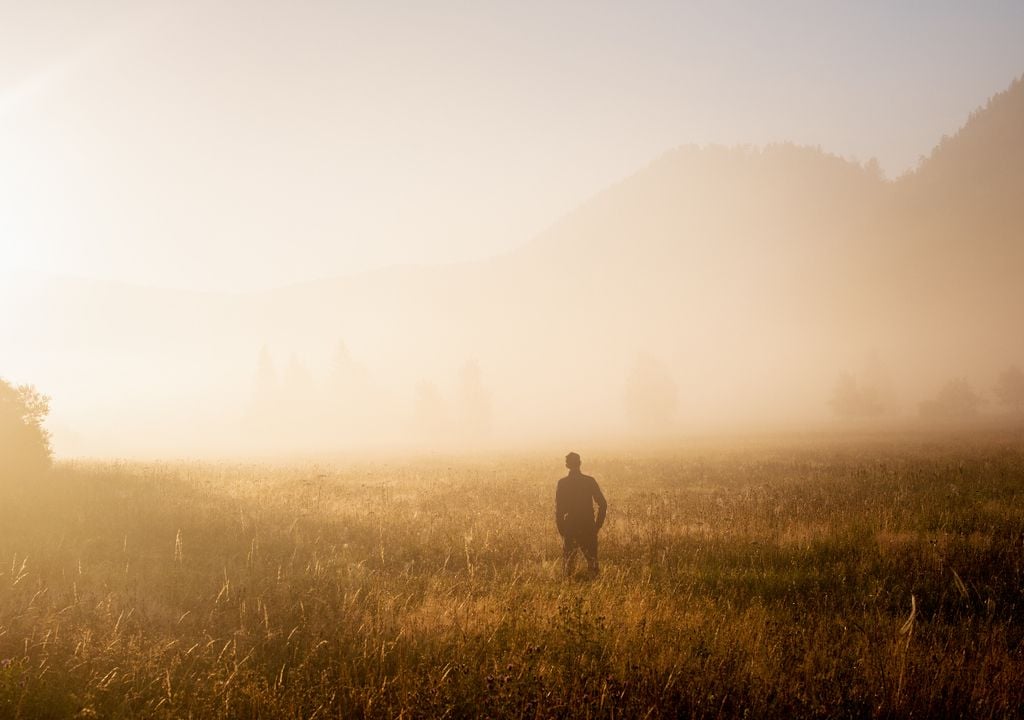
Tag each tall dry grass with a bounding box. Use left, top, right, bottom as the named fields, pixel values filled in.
left=1, top=437, right=1023, bottom=718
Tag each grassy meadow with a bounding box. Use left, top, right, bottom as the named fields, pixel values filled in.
left=2, top=434, right=1024, bottom=718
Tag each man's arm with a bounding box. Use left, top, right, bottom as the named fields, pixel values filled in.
left=555, top=482, right=567, bottom=536
left=592, top=479, right=608, bottom=530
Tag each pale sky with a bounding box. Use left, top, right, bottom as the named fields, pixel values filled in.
left=2, top=0, right=1023, bottom=292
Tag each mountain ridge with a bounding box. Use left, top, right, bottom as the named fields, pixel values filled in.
left=4, top=75, right=1023, bottom=453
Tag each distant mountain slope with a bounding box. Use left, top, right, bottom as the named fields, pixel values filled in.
left=899, top=75, right=1024, bottom=214
left=884, top=75, right=1024, bottom=371
left=5, top=77, right=1023, bottom=453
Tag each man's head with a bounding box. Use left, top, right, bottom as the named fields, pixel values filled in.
left=565, top=452, right=582, bottom=472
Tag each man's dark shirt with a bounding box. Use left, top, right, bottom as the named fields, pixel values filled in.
left=555, top=471, right=608, bottom=536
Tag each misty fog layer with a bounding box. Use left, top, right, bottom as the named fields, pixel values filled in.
left=3, top=78, right=1023, bottom=457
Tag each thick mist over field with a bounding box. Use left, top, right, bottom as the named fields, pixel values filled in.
left=5, top=7, right=1024, bottom=718
left=2, top=3, right=1024, bottom=458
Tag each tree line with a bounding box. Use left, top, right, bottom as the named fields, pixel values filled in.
left=829, top=364, right=1024, bottom=419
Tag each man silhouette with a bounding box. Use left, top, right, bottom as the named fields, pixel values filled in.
left=555, top=452, right=608, bottom=577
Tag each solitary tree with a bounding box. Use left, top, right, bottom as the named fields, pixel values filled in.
left=0, top=378, right=52, bottom=476
left=994, top=365, right=1024, bottom=414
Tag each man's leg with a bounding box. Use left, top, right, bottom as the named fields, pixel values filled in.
left=581, top=529, right=599, bottom=577
left=562, top=534, right=578, bottom=577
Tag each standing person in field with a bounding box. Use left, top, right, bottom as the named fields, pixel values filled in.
left=555, top=452, right=608, bottom=578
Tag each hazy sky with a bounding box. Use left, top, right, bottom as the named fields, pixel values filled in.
left=2, top=0, right=1022, bottom=292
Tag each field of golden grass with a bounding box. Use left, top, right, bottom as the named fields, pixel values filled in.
left=2, top=435, right=1023, bottom=718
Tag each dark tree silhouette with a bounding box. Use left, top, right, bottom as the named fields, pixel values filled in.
left=919, top=378, right=982, bottom=419
left=994, top=365, right=1024, bottom=414
left=0, top=378, right=52, bottom=476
